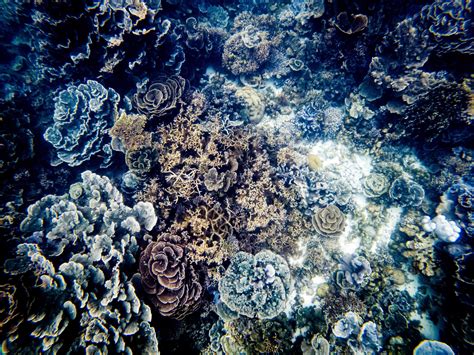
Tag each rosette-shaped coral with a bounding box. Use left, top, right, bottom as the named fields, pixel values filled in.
left=139, top=234, right=203, bottom=319
left=389, top=176, right=425, bottom=207
left=218, top=250, right=291, bottom=319
left=43, top=80, right=119, bottom=167
left=362, top=173, right=389, bottom=198
left=312, top=205, right=346, bottom=237
left=133, top=76, right=186, bottom=118
left=125, top=147, right=158, bottom=176
left=4, top=171, right=159, bottom=353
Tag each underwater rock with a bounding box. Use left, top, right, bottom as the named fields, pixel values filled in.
left=139, top=233, right=204, bottom=320
left=422, top=215, right=461, bottom=242
left=43, top=80, right=119, bottom=167
left=218, top=250, right=291, bottom=319
left=413, top=340, right=455, bottom=355
left=312, top=205, right=346, bottom=237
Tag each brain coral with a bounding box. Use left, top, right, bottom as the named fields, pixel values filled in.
left=43, top=80, right=119, bottom=167
left=218, top=250, right=291, bottom=319
left=133, top=76, right=186, bottom=118
left=139, top=233, right=204, bottom=320
left=4, top=171, right=158, bottom=353
left=312, top=205, right=346, bottom=236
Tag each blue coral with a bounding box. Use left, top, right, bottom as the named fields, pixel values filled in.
left=43, top=80, right=119, bottom=167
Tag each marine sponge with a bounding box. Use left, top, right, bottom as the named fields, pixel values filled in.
left=312, top=205, right=346, bottom=237
left=133, top=76, right=186, bottom=118
left=139, top=233, right=204, bottom=320
left=218, top=250, right=291, bottom=319
left=43, top=80, right=119, bottom=167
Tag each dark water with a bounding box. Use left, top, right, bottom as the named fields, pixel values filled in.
left=0, top=0, right=473, bottom=354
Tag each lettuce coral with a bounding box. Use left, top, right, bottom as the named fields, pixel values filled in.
left=4, top=171, right=158, bottom=353
left=139, top=233, right=204, bottom=319
left=43, top=80, right=119, bottom=167
left=218, top=250, right=291, bottom=319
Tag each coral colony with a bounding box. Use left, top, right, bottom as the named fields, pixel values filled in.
left=0, top=0, right=472, bottom=354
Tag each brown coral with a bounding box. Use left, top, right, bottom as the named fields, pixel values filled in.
left=110, top=112, right=152, bottom=152
left=312, top=205, right=346, bottom=236
left=133, top=76, right=186, bottom=117
left=139, top=234, right=203, bottom=319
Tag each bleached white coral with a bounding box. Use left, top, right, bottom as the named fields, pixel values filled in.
left=422, top=215, right=461, bottom=242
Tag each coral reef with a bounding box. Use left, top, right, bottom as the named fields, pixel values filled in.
left=43, top=80, right=119, bottom=167
left=1, top=1, right=473, bottom=353
left=218, top=250, right=291, bottom=319
left=139, top=233, right=204, bottom=320
left=3, top=171, right=158, bottom=353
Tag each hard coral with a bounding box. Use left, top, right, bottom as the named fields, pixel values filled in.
left=133, top=76, right=186, bottom=118
left=139, top=234, right=204, bottom=320
left=218, top=250, right=291, bottom=319
left=312, top=205, right=346, bottom=237
left=43, top=80, right=119, bottom=167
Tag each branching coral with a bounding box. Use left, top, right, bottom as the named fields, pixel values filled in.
left=218, top=250, right=291, bottom=319
left=110, top=111, right=152, bottom=152
left=43, top=80, right=119, bottom=167
left=4, top=171, right=158, bottom=353
left=139, top=233, right=204, bottom=320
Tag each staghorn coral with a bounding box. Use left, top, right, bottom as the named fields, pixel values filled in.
left=218, top=250, right=291, bottom=319
left=43, top=80, right=119, bottom=168
left=4, top=171, right=158, bottom=353
left=312, top=205, right=346, bottom=237
left=139, top=233, right=204, bottom=320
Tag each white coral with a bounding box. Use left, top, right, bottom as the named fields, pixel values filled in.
left=422, top=215, right=461, bottom=243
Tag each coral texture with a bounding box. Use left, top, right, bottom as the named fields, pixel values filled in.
left=139, top=234, right=203, bottom=319
left=218, top=250, right=291, bottom=319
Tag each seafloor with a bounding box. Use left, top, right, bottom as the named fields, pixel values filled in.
left=0, top=0, right=473, bottom=354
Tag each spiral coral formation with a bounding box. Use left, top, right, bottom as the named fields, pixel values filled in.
left=139, top=234, right=203, bottom=320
